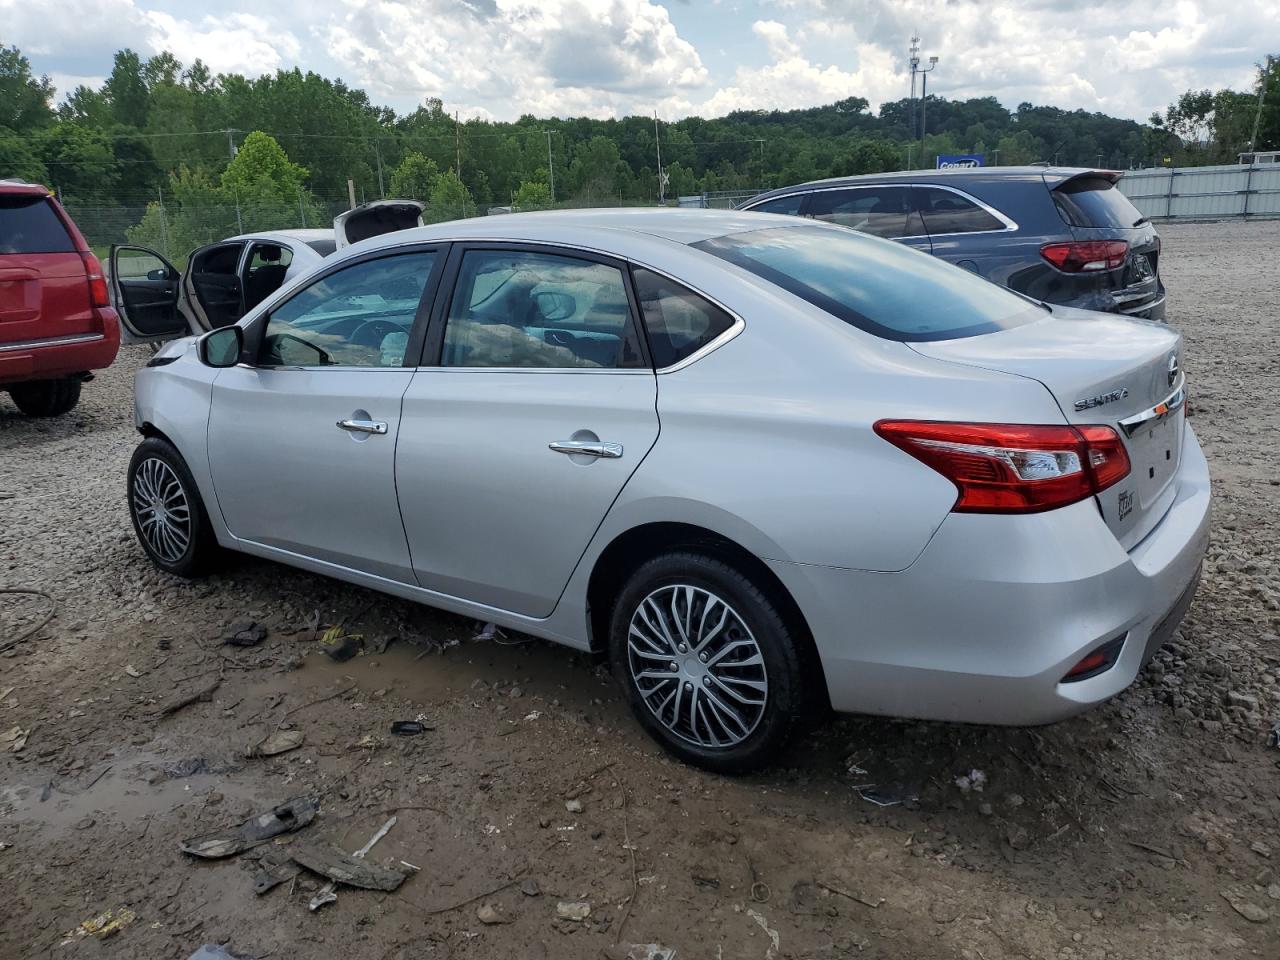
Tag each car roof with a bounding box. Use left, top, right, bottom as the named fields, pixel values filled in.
left=744, top=166, right=1122, bottom=204
left=0, top=179, right=55, bottom=197
left=228, top=229, right=334, bottom=246
left=350, top=208, right=809, bottom=255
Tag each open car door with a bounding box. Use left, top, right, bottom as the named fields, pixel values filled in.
left=110, top=245, right=192, bottom=344
left=333, top=200, right=426, bottom=250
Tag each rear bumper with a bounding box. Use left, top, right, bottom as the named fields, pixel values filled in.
left=769, top=421, right=1211, bottom=725
left=0, top=309, right=120, bottom=386
left=1117, top=292, right=1165, bottom=322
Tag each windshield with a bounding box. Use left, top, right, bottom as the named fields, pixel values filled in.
left=693, top=225, right=1045, bottom=342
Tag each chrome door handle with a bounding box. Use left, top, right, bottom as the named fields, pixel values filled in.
left=548, top=440, right=623, bottom=459
left=337, top=418, right=388, bottom=435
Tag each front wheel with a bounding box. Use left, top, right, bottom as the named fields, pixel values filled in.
left=608, top=552, right=806, bottom=773
left=127, top=437, right=219, bottom=577
left=8, top=377, right=81, bottom=417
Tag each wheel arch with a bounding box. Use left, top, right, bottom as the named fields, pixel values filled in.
left=584, top=521, right=830, bottom=711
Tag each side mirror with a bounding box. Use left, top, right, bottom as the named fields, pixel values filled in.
left=200, top=325, right=243, bottom=368
left=534, top=291, right=576, bottom=322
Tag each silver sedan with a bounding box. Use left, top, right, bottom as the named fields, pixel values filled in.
left=124, top=209, right=1210, bottom=772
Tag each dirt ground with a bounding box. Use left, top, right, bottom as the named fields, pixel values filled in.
left=2, top=219, right=1278, bottom=960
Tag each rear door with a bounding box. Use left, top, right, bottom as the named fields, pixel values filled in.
left=912, top=184, right=1015, bottom=271
left=395, top=243, right=659, bottom=617
left=184, top=241, right=246, bottom=329
left=1050, top=173, right=1162, bottom=312
left=0, top=193, right=92, bottom=346
left=801, top=186, right=932, bottom=253
left=110, top=245, right=191, bottom=343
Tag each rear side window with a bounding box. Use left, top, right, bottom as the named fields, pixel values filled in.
left=0, top=196, right=75, bottom=254
left=1053, top=177, right=1145, bottom=228
left=747, top=194, right=804, bottom=216
left=694, top=225, right=1044, bottom=342
left=915, top=187, right=1006, bottom=235
left=805, top=187, right=922, bottom=239
left=632, top=268, right=735, bottom=368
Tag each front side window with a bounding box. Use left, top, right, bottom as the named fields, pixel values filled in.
left=915, top=187, right=1006, bottom=235
left=805, top=187, right=921, bottom=238
left=694, top=225, right=1045, bottom=342
left=441, top=250, right=644, bottom=369
left=632, top=268, right=735, bottom=368
left=262, top=251, right=434, bottom=367
left=747, top=194, right=804, bottom=216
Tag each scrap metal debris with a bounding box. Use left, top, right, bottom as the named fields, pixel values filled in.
left=245, top=730, right=304, bottom=758
left=304, top=816, right=404, bottom=911
left=246, top=847, right=301, bottom=896
left=180, top=796, right=318, bottom=859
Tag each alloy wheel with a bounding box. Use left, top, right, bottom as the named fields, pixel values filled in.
left=132, top=457, right=192, bottom=564
left=626, top=584, right=769, bottom=749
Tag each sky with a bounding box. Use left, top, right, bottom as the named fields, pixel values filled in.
left=2, top=0, right=1276, bottom=123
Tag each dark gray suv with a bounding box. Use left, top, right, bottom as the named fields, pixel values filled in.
left=740, top=167, right=1165, bottom=320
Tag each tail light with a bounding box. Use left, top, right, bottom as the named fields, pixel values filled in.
left=1040, top=240, right=1128, bottom=272
left=81, top=253, right=109, bottom=308
left=873, top=421, right=1130, bottom=514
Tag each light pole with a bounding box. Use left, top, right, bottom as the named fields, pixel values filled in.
left=908, top=36, right=920, bottom=137
left=919, top=54, right=938, bottom=165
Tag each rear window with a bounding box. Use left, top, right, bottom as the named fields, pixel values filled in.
left=693, top=225, right=1045, bottom=342
left=0, top=195, right=75, bottom=254
left=1053, top=177, right=1145, bottom=228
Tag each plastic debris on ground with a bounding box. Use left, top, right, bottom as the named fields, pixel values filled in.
left=180, top=796, right=318, bottom=859
left=304, top=815, right=407, bottom=911
left=318, top=626, right=363, bottom=662
left=389, top=720, right=430, bottom=736
left=61, top=907, right=137, bottom=943
left=246, top=730, right=305, bottom=758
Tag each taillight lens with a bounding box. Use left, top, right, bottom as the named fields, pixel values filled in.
left=874, top=420, right=1131, bottom=514
left=1040, top=240, right=1128, bottom=272
left=81, top=253, right=110, bottom=308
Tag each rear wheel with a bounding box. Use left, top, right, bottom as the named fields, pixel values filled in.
left=8, top=377, right=82, bottom=417
left=127, top=437, right=219, bottom=577
left=608, top=552, right=805, bottom=773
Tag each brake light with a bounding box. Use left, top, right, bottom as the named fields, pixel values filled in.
left=1040, top=240, right=1128, bottom=272
left=873, top=421, right=1131, bottom=514
left=82, top=253, right=109, bottom=308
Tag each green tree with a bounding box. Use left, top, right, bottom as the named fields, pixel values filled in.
left=221, top=131, right=310, bottom=200
left=0, top=44, right=54, bottom=132
left=512, top=178, right=551, bottom=209
left=103, top=49, right=150, bottom=128
left=427, top=169, right=472, bottom=220
left=34, top=123, right=117, bottom=201
left=0, top=126, right=49, bottom=182
left=389, top=151, right=439, bottom=198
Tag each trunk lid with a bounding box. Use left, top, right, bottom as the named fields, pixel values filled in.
left=910, top=308, right=1185, bottom=550
left=333, top=199, right=426, bottom=250
left=1048, top=171, right=1162, bottom=312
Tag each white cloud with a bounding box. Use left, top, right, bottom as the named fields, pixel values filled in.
left=142, top=12, right=303, bottom=77
left=321, top=0, right=709, bottom=118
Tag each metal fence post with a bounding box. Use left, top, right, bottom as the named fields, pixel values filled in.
left=234, top=186, right=244, bottom=235
left=298, top=187, right=307, bottom=228
left=1242, top=161, right=1254, bottom=218
left=1165, top=167, right=1175, bottom=219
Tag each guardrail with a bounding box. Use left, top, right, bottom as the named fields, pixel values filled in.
left=1117, top=163, right=1280, bottom=220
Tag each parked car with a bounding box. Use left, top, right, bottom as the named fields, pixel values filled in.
left=111, top=199, right=425, bottom=344
left=1, top=179, right=120, bottom=416
left=740, top=167, right=1166, bottom=321
left=123, top=209, right=1208, bottom=772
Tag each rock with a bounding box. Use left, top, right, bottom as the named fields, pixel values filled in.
left=1005, top=793, right=1025, bottom=808
left=564, top=799, right=584, bottom=814
left=476, top=903, right=509, bottom=925
left=1221, top=891, right=1270, bottom=923
left=1224, top=690, right=1259, bottom=711
left=1250, top=840, right=1273, bottom=859
left=556, top=901, right=591, bottom=921
left=508, top=686, right=524, bottom=699
left=1006, top=824, right=1031, bottom=850
left=978, top=802, right=993, bottom=817
left=1267, top=884, right=1280, bottom=902
left=521, top=878, right=541, bottom=897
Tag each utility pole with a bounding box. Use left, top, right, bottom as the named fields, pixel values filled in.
left=654, top=111, right=666, bottom=204
left=906, top=143, right=914, bottom=169
left=545, top=130, right=556, bottom=203
left=374, top=140, right=385, bottom=197
left=225, top=128, right=238, bottom=160
left=908, top=36, right=920, bottom=140
left=918, top=53, right=938, bottom=159
left=347, top=179, right=357, bottom=210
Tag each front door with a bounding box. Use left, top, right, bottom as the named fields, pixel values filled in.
left=110, top=245, right=191, bottom=342
left=397, top=244, right=659, bottom=618
left=207, top=247, right=442, bottom=582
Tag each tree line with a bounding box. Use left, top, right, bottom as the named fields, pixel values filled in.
left=1, top=42, right=1276, bottom=239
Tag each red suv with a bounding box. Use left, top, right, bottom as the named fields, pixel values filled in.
left=1, top=180, right=120, bottom=416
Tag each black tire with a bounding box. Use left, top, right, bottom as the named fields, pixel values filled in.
left=8, top=377, right=82, bottom=417
left=127, top=437, right=220, bottom=577
left=608, top=551, right=805, bottom=774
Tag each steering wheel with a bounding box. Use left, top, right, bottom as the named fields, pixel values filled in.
left=351, top=319, right=404, bottom=348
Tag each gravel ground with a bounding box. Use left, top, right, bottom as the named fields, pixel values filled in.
left=1, top=219, right=1278, bottom=960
